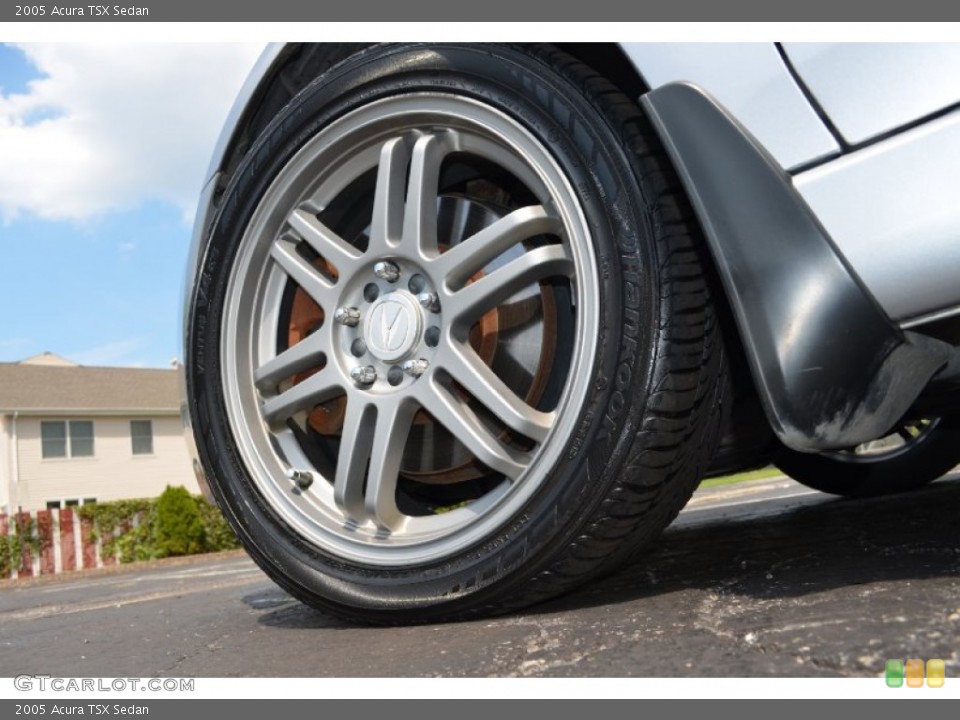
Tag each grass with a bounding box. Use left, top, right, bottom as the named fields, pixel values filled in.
left=698, top=466, right=784, bottom=489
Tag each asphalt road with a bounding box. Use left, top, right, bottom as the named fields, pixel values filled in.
left=2, top=473, right=959, bottom=677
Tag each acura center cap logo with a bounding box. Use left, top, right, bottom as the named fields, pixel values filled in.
left=364, top=292, right=422, bottom=362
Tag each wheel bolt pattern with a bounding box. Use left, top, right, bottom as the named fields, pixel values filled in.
left=373, top=261, right=400, bottom=282
left=333, top=260, right=444, bottom=391
left=408, top=274, right=426, bottom=294
left=350, top=365, right=377, bottom=385
left=387, top=365, right=405, bottom=386
left=417, top=292, right=440, bottom=313
left=363, top=283, right=380, bottom=302
left=334, top=306, right=361, bottom=326
left=401, top=358, right=430, bottom=377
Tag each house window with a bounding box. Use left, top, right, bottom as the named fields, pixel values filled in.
left=46, top=498, right=96, bottom=510
left=41, top=421, right=67, bottom=458
left=40, top=420, right=95, bottom=459
left=130, top=420, right=153, bottom=455
left=70, top=421, right=94, bottom=457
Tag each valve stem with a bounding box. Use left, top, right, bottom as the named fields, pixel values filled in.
left=286, top=468, right=314, bottom=489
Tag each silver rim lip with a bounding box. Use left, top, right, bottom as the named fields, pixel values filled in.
left=827, top=418, right=941, bottom=463
left=221, top=93, right=599, bottom=566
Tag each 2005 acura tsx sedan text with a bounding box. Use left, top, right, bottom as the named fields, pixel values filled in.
left=182, top=43, right=960, bottom=623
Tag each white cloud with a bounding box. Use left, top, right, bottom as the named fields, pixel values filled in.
left=0, top=43, right=264, bottom=223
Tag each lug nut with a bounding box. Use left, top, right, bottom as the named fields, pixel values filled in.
left=286, top=468, right=314, bottom=489
left=334, top=306, right=361, bottom=326
left=417, top=292, right=439, bottom=313
left=373, top=261, right=400, bottom=283
left=350, top=365, right=377, bottom=385
left=401, top=358, right=430, bottom=377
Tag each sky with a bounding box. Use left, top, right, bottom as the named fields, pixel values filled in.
left=0, top=42, right=264, bottom=368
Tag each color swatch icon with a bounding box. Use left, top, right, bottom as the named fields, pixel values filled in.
left=886, top=659, right=904, bottom=687
left=906, top=659, right=925, bottom=687
left=927, top=659, right=946, bottom=688
left=886, top=658, right=946, bottom=687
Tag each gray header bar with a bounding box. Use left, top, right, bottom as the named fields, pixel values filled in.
left=4, top=1, right=960, bottom=22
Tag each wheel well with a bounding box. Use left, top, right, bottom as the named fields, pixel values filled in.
left=218, top=44, right=648, bottom=191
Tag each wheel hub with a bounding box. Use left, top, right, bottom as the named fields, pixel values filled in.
left=333, top=260, right=442, bottom=392
left=364, top=290, right=424, bottom=363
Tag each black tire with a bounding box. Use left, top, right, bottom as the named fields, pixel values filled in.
left=775, top=416, right=960, bottom=498
left=186, top=43, right=725, bottom=623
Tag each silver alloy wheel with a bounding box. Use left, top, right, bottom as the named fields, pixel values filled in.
left=828, top=418, right=940, bottom=462
left=221, top=93, right=599, bottom=565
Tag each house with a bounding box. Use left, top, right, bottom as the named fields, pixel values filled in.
left=0, top=353, right=199, bottom=513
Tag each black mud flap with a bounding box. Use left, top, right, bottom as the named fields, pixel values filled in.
left=641, top=82, right=951, bottom=452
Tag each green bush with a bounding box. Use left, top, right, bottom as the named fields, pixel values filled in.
left=152, top=485, right=207, bottom=557
left=0, top=516, right=39, bottom=577
left=78, top=498, right=153, bottom=561
left=71, top=488, right=239, bottom=564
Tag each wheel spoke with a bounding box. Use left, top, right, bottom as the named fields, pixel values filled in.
left=414, top=379, right=529, bottom=480
left=368, top=137, right=411, bottom=253
left=260, top=369, right=342, bottom=425
left=333, top=399, right=376, bottom=521
left=364, top=399, right=418, bottom=529
left=401, top=132, right=455, bottom=257
left=287, top=208, right=362, bottom=275
left=431, top=205, right=561, bottom=289
left=438, top=343, right=553, bottom=443
left=334, top=398, right=416, bottom=529
left=444, top=244, right=573, bottom=324
left=253, top=329, right=328, bottom=391
left=269, top=239, right=337, bottom=310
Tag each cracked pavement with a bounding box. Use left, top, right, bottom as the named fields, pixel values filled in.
left=2, top=473, right=958, bottom=677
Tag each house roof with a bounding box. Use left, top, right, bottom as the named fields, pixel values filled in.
left=0, top=359, right=181, bottom=414
left=19, top=352, right=78, bottom=367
